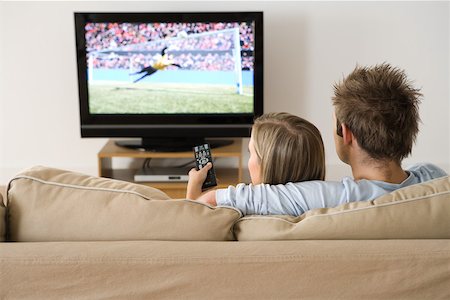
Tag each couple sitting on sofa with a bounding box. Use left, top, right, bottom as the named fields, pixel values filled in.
left=186, top=63, right=447, bottom=216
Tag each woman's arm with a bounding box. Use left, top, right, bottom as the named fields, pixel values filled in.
left=196, top=190, right=217, bottom=206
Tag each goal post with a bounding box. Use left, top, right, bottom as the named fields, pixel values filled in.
left=232, top=27, right=243, bottom=95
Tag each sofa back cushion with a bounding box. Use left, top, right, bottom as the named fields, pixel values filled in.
left=0, top=193, right=5, bottom=242
left=6, top=166, right=241, bottom=242
left=235, top=176, right=450, bottom=240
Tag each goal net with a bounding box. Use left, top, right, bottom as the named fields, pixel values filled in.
left=88, top=27, right=244, bottom=94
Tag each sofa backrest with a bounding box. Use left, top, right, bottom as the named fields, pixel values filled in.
left=5, top=166, right=450, bottom=242
left=6, top=166, right=242, bottom=242
left=234, top=175, right=450, bottom=240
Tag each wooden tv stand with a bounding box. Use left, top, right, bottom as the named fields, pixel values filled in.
left=98, top=139, right=243, bottom=198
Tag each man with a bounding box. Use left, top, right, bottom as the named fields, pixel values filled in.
left=130, top=47, right=181, bottom=83
left=191, top=63, right=447, bottom=216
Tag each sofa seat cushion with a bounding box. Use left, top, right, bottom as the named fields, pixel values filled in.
left=235, top=175, right=450, bottom=240
left=6, top=166, right=241, bottom=242
left=1, top=240, right=449, bottom=299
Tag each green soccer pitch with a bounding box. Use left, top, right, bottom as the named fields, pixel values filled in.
left=88, top=82, right=253, bottom=114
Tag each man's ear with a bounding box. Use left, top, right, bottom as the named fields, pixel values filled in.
left=341, top=123, right=353, bottom=145
left=336, top=119, right=343, bottom=137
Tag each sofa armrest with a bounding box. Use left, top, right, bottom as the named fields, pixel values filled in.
left=0, top=193, right=5, bottom=242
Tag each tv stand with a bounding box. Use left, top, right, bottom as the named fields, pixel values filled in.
left=99, top=138, right=243, bottom=198
left=115, top=138, right=234, bottom=152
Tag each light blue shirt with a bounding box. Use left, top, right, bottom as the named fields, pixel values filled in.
left=216, top=163, right=447, bottom=216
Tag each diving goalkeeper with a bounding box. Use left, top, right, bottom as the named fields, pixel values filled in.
left=130, top=47, right=181, bottom=83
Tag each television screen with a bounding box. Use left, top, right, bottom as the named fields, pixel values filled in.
left=75, top=12, right=263, bottom=151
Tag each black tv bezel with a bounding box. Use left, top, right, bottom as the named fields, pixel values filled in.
left=74, top=11, right=263, bottom=139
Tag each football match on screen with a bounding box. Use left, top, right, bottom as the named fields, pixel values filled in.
left=85, top=21, right=255, bottom=114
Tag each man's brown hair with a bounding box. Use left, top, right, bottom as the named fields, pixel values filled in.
left=252, top=112, right=326, bottom=184
left=332, top=63, right=422, bottom=163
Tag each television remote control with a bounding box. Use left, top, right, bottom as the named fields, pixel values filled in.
left=193, top=143, right=217, bottom=190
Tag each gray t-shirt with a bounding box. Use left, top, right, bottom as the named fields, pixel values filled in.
left=216, top=163, right=447, bottom=216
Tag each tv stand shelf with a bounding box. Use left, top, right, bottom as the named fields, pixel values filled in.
left=98, top=139, right=243, bottom=198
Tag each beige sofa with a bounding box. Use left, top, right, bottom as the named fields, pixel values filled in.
left=1, top=166, right=449, bottom=299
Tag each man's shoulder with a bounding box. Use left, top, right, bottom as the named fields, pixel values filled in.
left=406, top=162, right=448, bottom=181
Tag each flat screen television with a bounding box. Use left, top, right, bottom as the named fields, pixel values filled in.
left=74, top=12, right=263, bottom=151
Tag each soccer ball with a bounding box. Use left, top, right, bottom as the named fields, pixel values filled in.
left=177, top=31, right=188, bottom=39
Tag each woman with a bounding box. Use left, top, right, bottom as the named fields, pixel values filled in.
left=186, top=112, right=326, bottom=214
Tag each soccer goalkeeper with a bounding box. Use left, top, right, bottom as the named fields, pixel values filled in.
left=130, top=47, right=181, bottom=83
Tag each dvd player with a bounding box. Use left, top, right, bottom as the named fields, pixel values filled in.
left=134, top=167, right=191, bottom=182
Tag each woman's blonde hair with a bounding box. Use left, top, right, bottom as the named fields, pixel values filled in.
left=252, top=112, right=326, bottom=185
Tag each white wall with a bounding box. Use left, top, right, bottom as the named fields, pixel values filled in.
left=0, top=1, right=449, bottom=183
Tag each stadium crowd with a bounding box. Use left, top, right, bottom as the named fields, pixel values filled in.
left=86, top=22, right=255, bottom=71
